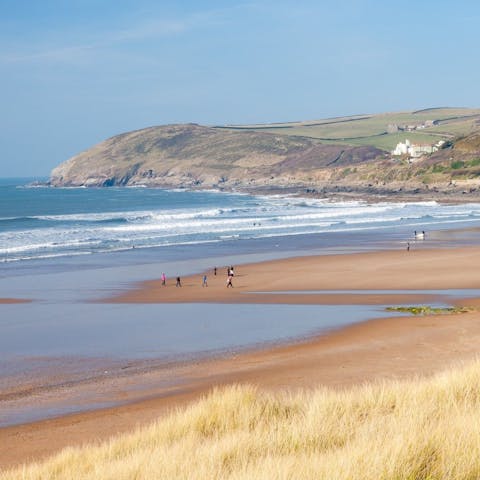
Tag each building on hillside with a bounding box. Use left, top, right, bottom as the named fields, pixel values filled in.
left=392, top=139, right=445, bottom=159
left=388, top=120, right=438, bottom=133
left=408, top=144, right=436, bottom=158
left=392, top=139, right=411, bottom=156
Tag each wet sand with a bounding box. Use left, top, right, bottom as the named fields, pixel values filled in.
left=0, top=298, right=31, bottom=304
left=108, top=247, right=480, bottom=304
left=2, top=246, right=480, bottom=470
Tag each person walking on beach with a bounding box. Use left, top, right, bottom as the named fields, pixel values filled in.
left=407, top=242, right=410, bottom=252
left=214, top=267, right=217, bottom=276
left=176, top=276, right=181, bottom=287
left=202, top=274, right=208, bottom=287
left=161, top=272, right=166, bottom=286
left=226, top=275, right=233, bottom=288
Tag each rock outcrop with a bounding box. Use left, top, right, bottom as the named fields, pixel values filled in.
left=49, top=123, right=480, bottom=200
left=49, top=124, right=384, bottom=189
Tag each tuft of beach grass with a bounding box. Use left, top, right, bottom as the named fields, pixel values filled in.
left=3, top=360, right=480, bottom=479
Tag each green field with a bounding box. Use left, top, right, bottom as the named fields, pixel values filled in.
left=218, top=108, right=480, bottom=152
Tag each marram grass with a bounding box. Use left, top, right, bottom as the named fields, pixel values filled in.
left=3, top=360, right=480, bottom=479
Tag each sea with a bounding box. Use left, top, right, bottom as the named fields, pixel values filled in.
left=3, top=177, right=480, bottom=425
left=3, top=177, right=480, bottom=264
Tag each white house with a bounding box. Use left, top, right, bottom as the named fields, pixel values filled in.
left=392, top=139, right=441, bottom=159
left=392, top=139, right=411, bottom=156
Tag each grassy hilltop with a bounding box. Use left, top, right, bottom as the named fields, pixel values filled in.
left=49, top=107, right=480, bottom=199
left=221, top=107, right=480, bottom=151
left=49, top=123, right=384, bottom=190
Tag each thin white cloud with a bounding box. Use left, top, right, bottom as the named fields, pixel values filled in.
left=0, top=9, right=222, bottom=65
left=1, top=44, right=96, bottom=64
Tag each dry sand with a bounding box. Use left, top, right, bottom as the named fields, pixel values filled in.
left=2, top=246, right=480, bottom=470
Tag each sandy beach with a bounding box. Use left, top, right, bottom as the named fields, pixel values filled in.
left=0, top=299, right=31, bottom=304
left=2, top=246, right=480, bottom=469
left=108, top=247, right=480, bottom=304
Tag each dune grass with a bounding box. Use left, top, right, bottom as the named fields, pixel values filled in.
left=3, top=360, right=480, bottom=479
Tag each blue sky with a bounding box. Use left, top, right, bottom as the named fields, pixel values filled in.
left=1, top=0, right=479, bottom=176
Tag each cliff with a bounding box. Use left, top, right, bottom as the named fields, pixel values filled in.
left=49, top=124, right=384, bottom=190
left=49, top=120, right=480, bottom=200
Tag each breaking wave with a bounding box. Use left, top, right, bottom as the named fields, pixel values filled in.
left=2, top=183, right=480, bottom=261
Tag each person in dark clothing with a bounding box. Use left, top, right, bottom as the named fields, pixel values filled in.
left=176, top=276, right=181, bottom=287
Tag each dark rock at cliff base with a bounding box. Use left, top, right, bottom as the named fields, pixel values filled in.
left=49, top=124, right=384, bottom=189
left=49, top=123, right=480, bottom=200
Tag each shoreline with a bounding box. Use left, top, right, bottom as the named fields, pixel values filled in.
left=0, top=298, right=31, bottom=304
left=239, top=185, right=480, bottom=205
left=4, top=181, right=480, bottom=268
left=2, top=306, right=480, bottom=469
left=105, top=246, right=480, bottom=304
left=3, top=246, right=480, bottom=469
left=39, top=180, right=480, bottom=205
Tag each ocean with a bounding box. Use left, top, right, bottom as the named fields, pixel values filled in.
left=2, top=177, right=480, bottom=263
left=3, top=177, right=480, bottom=425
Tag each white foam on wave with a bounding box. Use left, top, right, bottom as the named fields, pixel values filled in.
left=0, top=238, right=104, bottom=255
left=344, top=215, right=412, bottom=225
left=35, top=210, right=152, bottom=222
left=275, top=205, right=393, bottom=222
left=33, top=206, right=242, bottom=224
left=3, top=191, right=480, bottom=262
left=0, top=216, right=26, bottom=221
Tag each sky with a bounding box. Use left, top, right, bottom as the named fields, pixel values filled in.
left=1, top=0, right=479, bottom=177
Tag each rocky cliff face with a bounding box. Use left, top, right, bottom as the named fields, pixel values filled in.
left=49, top=124, right=384, bottom=189
left=49, top=123, right=480, bottom=200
